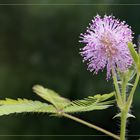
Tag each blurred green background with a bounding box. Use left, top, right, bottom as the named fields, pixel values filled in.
left=0, top=0, right=140, bottom=140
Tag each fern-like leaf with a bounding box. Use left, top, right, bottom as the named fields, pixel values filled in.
left=0, top=98, right=56, bottom=116
left=33, top=85, right=115, bottom=114
left=128, top=42, right=140, bottom=74
left=63, top=92, right=115, bottom=113
left=0, top=85, right=115, bottom=116
left=33, top=85, right=70, bottom=108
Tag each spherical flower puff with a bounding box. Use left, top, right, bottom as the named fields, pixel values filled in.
left=80, top=15, right=133, bottom=79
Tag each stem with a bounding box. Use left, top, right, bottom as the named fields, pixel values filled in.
left=120, top=72, right=139, bottom=140
left=112, top=70, right=123, bottom=107
left=126, top=73, right=140, bottom=110
left=121, top=73, right=128, bottom=104
left=119, top=73, right=130, bottom=140
left=120, top=109, right=127, bottom=140
left=112, top=71, right=130, bottom=140
left=62, top=113, right=120, bottom=140
left=112, top=70, right=121, bottom=95
left=119, top=74, right=127, bottom=140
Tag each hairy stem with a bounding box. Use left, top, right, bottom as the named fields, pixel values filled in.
left=120, top=109, right=127, bottom=140
left=120, top=73, right=129, bottom=140
left=126, top=73, right=140, bottom=110
left=118, top=72, right=139, bottom=140
left=112, top=70, right=123, bottom=107
left=120, top=73, right=139, bottom=140
left=62, top=113, right=120, bottom=140
left=121, top=73, right=129, bottom=104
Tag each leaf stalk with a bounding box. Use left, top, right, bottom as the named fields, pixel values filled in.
left=62, top=113, right=120, bottom=140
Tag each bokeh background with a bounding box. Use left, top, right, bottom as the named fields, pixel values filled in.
left=0, top=0, right=140, bottom=140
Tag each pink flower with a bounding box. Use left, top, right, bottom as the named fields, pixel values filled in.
left=80, top=15, right=133, bottom=79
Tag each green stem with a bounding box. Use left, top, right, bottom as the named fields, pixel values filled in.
left=119, top=72, right=130, bottom=140
left=121, top=73, right=128, bottom=104
left=120, top=109, right=127, bottom=140
left=120, top=72, right=139, bottom=140
left=62, top=113, right=120, bottom=140
left=112, top=71, right=130, bottom=140
left=112, top=70, right=123, bottom=107
left=126, top=73, right=140, bottom=110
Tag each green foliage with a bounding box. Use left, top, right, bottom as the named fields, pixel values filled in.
left=32, top=85, right=70, bottom=109
left=0, top=98, right=56, bottom=116
left=63, top=93, right=115, bottom=113
left=0, top=85, right=115, bottom=116
left=128, top=42, right=140, bottom=74
left=117, top=69, right=135, bottom=89
left=128, top=42, right=139, bottom=64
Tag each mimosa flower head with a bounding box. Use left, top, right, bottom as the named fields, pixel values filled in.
left=80, top=15, right=133, bottom=79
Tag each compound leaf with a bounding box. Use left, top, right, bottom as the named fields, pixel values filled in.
left=0, top=86, right=115, bottom=116
left=128, top=42, right=139, bottom=65
left=0, top=98, right=56, bottom=116
left=63, top=92, right=115, bottom=113
left=33, top=85, right=70, bottom=108
left=128, top=42, right=140, bottom=74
